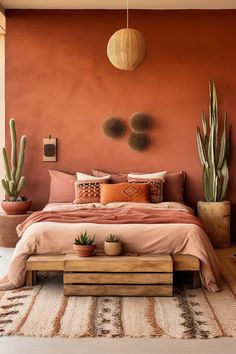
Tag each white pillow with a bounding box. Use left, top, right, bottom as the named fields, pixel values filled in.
left=128, top=171, right=167, bottom=180
left=76, top=172, right=110, bottom=181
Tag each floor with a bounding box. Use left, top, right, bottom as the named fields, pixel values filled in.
left=0, top=247, right=235, bottom=354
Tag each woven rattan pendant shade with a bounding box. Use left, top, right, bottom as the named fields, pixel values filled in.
left=107, top=0, right=147, bottom=70
left=107, top=28, right=147, bottom=70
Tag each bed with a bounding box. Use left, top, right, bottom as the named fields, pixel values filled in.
left=0, top=201, right=221, bottom=292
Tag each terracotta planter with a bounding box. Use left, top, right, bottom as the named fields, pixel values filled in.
left=73, top=243, right=96, bottom=257
left=104, top=241, right=122, bottom=256
left=1, top=200, right=32, bottom=215
left=197, top=201, right=231, bottom=248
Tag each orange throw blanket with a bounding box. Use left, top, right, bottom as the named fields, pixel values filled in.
left=17, top=206, right=203, bottom=237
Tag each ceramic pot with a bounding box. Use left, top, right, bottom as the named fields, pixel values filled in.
left=197, top=201, right=231, bottom=248
left=1, top=200, right=32, bottom=215
left=73, top=243, right=96, bottom=257
left=104, top=241, right=122, bottom=256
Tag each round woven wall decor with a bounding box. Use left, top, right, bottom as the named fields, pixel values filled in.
left=102, top=117, right=126, bottom=139
left=107, top=28, right=147, bottom=71
left=129, top=112, right=152, bottom=133
left=128, top=133, right=149, bottom=151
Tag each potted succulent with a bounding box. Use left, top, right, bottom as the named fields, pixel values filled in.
left=1, top=119, right=31, bottom=215
left=73, top=231, right=96, bottom=257
left=104, top=234, right=122, bottom=256
left=196, top=81, right=231, bottom=248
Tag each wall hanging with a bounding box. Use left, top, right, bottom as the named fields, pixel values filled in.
left=128, top=132, right=149, bottom=151
left=102, top=116, right=126, bottom=139
left=128, top=112, right=152, bottom=151
left=107, top=0, right=147, bottom=70
left=43, top=135, right=57, bottom=161
left=129, top=112, right=152, bottom=133
left=102, top=112, right=152, bottom=151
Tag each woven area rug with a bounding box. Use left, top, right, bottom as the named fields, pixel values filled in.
left=0, top=274, right=235, bottom=338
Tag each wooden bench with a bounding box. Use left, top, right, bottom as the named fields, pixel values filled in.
left=26, top=253, right=201, bottom=293
left=64, top=254, right=173, bottom=296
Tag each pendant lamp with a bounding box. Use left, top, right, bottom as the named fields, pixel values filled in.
left=107, top=0, right=147, bottom=70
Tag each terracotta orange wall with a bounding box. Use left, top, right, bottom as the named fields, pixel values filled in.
left=5, top=10, right=236, bottom=238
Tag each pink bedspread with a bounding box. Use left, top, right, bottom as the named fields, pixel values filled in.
left=0, top=202, right=222, bottom=292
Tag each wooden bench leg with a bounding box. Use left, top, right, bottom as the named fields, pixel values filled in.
left=192, top=271, right=201, bottom=289
left=26, top=271, right=37, bottom=286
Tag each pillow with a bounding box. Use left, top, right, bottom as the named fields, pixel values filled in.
left=48, top=170, right=76, bottom=203
left=76, top=171, right=110, bottom=181
left=163, top=171, right=185, bottom=203
left=128, top=176, right=164, bottom=203
left=100, top=183, right=149, bottom=204
left=128, top=171, right=167, bottom=180
left=92, top=169, right=128, bottom=183
left=74, top=175, right=110, bottom=204
left=130, top=171, right=185, bottom=203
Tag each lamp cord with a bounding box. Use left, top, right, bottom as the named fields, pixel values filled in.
left=126, top=0, right=129, bottom=28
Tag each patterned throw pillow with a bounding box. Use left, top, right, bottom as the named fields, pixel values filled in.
left=129, top=171, right=185, bottom=203
left=128, top=176, right=164, bottom=203
left=74, top=173, right=110, bottom=204
left=100, top=182, right=149, bottom=204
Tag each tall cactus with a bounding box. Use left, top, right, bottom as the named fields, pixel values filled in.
left=1, top=119, right=27, bottom=200
left=196, top=81, right=231, bottom=202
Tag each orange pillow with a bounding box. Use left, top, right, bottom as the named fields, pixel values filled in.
left=100, top=183, right=149, bottom=204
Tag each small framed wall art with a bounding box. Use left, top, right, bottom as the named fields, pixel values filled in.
left=43, top=135, right=57, bottom=162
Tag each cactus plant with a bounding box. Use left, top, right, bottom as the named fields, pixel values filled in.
left=196, top=81, right=231, bottom=202
left=105, top=234, right=120, bottom=242
left=1, top=119, right=27, bottom=201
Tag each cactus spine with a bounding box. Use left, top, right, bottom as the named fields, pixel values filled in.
left=1, top=119, right=27, bottom=200
left=196, top=81, right=231, bottom=202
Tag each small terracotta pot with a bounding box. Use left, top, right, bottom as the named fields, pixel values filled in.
left=1, top=200, right=32, bottom=215
left=104, top=241, right=122, bottom=256
left=73, top=243, right=96, bottom=257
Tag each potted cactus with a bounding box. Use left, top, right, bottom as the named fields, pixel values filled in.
left=73, top=231, right=96, bottom=257
left=104, top=234, right=122, bottom=256
left=1, top=119, right=31, bottom=215
left=196, top=81, right=231, bottom=248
